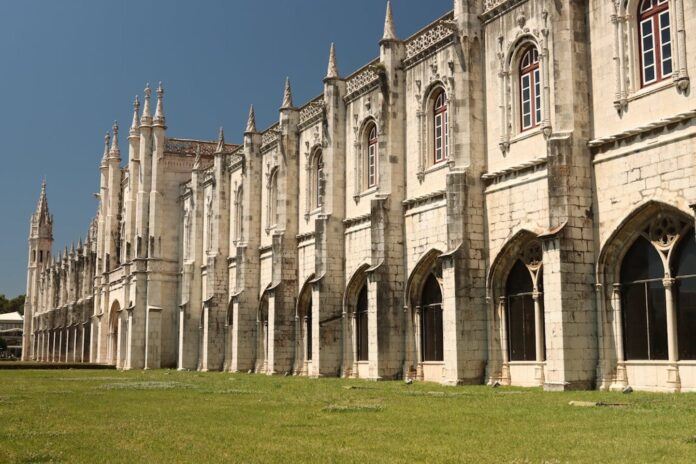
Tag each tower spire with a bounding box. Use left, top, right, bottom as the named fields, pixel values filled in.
left=109, top=121, right=120, bottom=158
left=141, top=83, right=152, bottom=125
left=382, top=0, right=398, bottom=42
left=154, top=81, right=165, bottom=126
left=245, top=105, right=257, bottom=133
left=130, top=95, right=140, bottom=137
left=281, top=77, right=294, bottom=109
left=326, top=43, right=340, bottom=80
left=33, top=179, right=50, bottom=225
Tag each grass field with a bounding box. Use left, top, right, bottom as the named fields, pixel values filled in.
left=1, top=369, right=696, bottom=463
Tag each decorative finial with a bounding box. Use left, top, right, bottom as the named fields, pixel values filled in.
left=382, top=0, right=398, bottom=42
left=193, top=144, right=202, bottom=171
left=281, top=77, right=294, bottom=109
left=154, top=81, right=165, bottom=126
left=141, top=83, right=152, bottom=125
left=216, top=127, right=225, bottom=153
left=245, top=105, right=257, bottom=133
left=130, top=95, right=140, bottom=136
left=102, top=131, right=111, bottom=163
left=326, top=43, right=340, bottom=80
left=110, top=121, right=120, bottom=157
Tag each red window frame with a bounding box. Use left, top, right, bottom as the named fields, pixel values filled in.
left=638, top=0, right=672, bottom=87
left=367, top=124, right=378, bottom=188
left=433, top=90, right=448, bottom=164
left=519, top=47, right=541, bottom=131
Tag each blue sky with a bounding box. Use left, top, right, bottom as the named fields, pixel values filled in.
left=0, top=0, right=453, bottom=296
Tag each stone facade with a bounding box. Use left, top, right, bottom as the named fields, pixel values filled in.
left=23, top=0, right=696, bottom=392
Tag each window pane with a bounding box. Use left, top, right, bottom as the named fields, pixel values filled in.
left=508, top=294, right=535, bottom=361
left=623, top=283, right=650, bottom=360
left=678, top=277, right=696, bottom=360
left=506, top=260, right=533, bottom=295
left=620, top=236, right=664, bottom=283
left=421, top=306, right=443, bottom=362
left=647, top=280, right=668, bottom=360
left=306, top=305, right=313, bottom=361
left=356, top=285, right=368, bottom=361
left=675, top=235, right=696, bottom=277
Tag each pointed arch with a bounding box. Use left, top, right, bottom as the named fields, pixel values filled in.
left=487, top=229, right=540, bottom=298
left=596, top=200, right=694, bottom=284
left=405, top=248, right=444, bottom=309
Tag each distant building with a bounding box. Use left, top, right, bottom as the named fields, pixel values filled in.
left=22, top=0, right=696, bottom=392
left=0, top=311, right=23, bottom=358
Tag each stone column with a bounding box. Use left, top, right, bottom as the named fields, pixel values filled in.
left=499, top=297, right=510, bottom=385
left=611, top=284, right=627, bottom=390
left=533, top=290, right=545, bottom=385
left=664, top=278, right=681, bottom=391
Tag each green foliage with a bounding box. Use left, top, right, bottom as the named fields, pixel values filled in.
left=0, top=294, right=25, bottom=316
left=1, top=370, right=696, bottom=463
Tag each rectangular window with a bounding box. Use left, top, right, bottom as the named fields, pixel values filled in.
left=521, top=74, right=532, bottom=130
left=659, top=11, right=672, bottom=77
left=641, top=18, right=656, bottom=84
left=421, top=306, right=443, bottom=362
left=622, top=281, right=668, bottom=360
left=367, top=144, right=376, bottom=187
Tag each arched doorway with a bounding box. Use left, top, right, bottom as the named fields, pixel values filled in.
left=256, top=292, right=269, bottom=374
left=108, top=300, right=120, bottom=366
left=296, top=277, right=314, bottom=375
left=420, top=273, right=443, bottom=363
left=342, top=264, right=370, bottom=378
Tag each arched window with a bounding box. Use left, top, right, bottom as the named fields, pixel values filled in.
left=638, top=0, right=672, bottom=87
left=519, top=47, right=541, bottom=131
left=433, top=90, right=448, bottom=164
left=366, top=123, right=378, bottom=188
left=313, top=150, right=324, bottom=209
left=674, top=234, right=696, bottom=359
left=235, top=186, right=244, bottom=243
left=268, top=168, right=278, bottom=229
left=356, top=284, right=369, bottom=361
left=620, top=236, right=668, bottom=360
left=506, top=259, right=538, bottom=361
left=420, top=273, right=443, bottom=362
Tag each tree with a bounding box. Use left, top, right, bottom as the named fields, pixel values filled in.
left=0, top=294, right=25, bottom=316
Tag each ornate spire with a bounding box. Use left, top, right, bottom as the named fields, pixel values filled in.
left=281, top=77, right=294, bottom=109
left=245, top=105, right=257, bottom=133
left=215, top=127, right=225, bottom=153
left=70, top=242, right=75, bottom=256
left=140, top=83, right=152, bottom=125
left=326, top=43, right=340, bottom=80
left=33, top=179, right=50, bottom=227
left=382, top=0, right=397, bottom=42
left=109, top=121, right=120, bottom=158
left=154, top=81, right=165, bottom=126
left=130, top=95, right=140, bottom=137
left=101, top=131, right=111, bottom=165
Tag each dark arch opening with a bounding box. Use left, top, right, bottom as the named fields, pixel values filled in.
left=356, top=284, right=368, bottom=361
left=420, top=273, right=443, bottom=362
left=506, top=260, right=536, bottom=361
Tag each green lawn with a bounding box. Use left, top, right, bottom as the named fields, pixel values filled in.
left=1, top=370, right=696, bottom=463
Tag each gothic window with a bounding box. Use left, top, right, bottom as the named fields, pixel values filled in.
left=183, top=207, right=191, bottom=260
left=234, top=186, right=244, bottom=243
left=268, top=168, right=279, bottom=229
left=620, top=236, right=668, bottom=360
left=420, top=273, right=443, bottom=362
left=205, top=196, right=214, bottom=252
left=519, top=47, right=541, bottom=131
left=639, top=0, right=672, bottom=87
left=506, top=259, right=537, bottom=361
left=366, top=123, right=378, bottom=188
left=311, top=149, right=324, bottom=209
left=433, top=90, right=448, bottom=164
left=356, top=284, right=369, bottom=361
left=674, top=234, right=696, bottom=360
